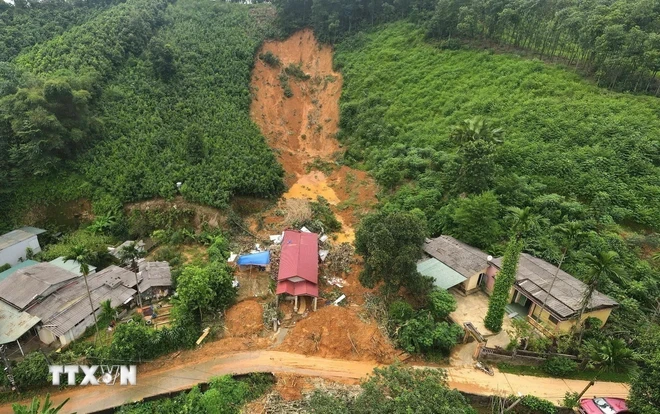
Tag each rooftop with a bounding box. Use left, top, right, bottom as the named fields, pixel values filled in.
left=417, top=257, right=467, bottom=290
left=0, top=262, right=80, bottom=310
left=95, top=265, right=139, bottom=289
left=138, top=261, right=172, bottom=291
left=0, top=300, right=40, bottom=344
left=0, top=260, right=40, bottom=282
left=49, top=257, right=97, bottom=277
left=278, top=231, right=319, bottom=284
left=27, top=270, right=136, bottom=337
left=491, top=253, right=618, bottom=319
left=423, top=236, right=489, bottom=278
left=0, top=228, right=42, bottom=251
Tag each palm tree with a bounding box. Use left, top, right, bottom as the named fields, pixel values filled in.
left=450, top=116, right=503, bottom=145
left=118, top=242, right=145, bottom=309
left=507, top=206, right=541, bottom=240
left=584, top=338, right=634, bottom=373
left=539, top=221, right=587, bottom=317
left=63, top=246, right=99, bottom=340
left=576, top=250, right=622, bottom=343
left=11, top=394, right=70, bottom=414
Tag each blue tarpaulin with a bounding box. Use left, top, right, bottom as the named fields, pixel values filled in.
left=236, top=251, right=270, bottom=266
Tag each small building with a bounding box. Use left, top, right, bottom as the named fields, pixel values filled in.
left=137, top=261, right=172, bottom=301
left=420, top=236, right=490, bottom=293
left=0, top=227, right=45, bottom=267
left=109, top=240, right=146, bottom=262
left=276, top=230, right=319, bottom=311
left=0, top=262, right=80, bottom=311
left=484, top=253, right=618, bottom=334
left=49, top=257, right=97, bottom=276
left=27, top=269, right=136, bottom=346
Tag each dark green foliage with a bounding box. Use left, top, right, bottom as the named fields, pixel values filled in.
left=0, top=0, right=118, bottom=62
left=40, top=230, right=114, bottom=267
left=514, top=395, right=557, bottom=414
left=583, top=338, right=634, bottom=373
left=426, top=288, right=457, bottom=321
left=388, top=300, right=414, bottom=324
left=426, top=0, right=660, bottom=94
left=397, top=315, right=463, bottom=355
left=308, top=390, right=350, bottom=414
left=85, top=2, right=284, bottom=208
left=485, top=238, right=523, bottom=332
left=308, top=196, right=342, bottom=233
left=629, top=325, right=660, bottom=414
left=438, top=192, right=503, bottom=249
left=10, top=352, right=49, bottom=390
left=541, top=356, right=578, bottom=378
left=259, top=51, right=281, bottom=68
left=284, top=63, right=310, bottom=80
left=175, top=262, right=237, bottom=321
left=116, top=374, right=274, bottom=413
left=351, top=365, right=476, bottom=413
left=279, top=71, right=293, bottom=97
left=0, top=263, right=10, bottom=272
left=11, top=394, right=69, bottom=414
left=355, top=209, right=430, bottom=297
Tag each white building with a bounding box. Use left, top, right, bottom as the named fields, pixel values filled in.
left=0, top=227, right=45, bottom=267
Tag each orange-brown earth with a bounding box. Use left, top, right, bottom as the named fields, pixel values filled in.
left=276, top=305, right=396, bottom=363
left=250, top=29, right=378, bottom=245
left=224, top=299, right=264, bottom=338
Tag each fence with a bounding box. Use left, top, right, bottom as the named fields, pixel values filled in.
left=479, top=346, right=581, bottom=366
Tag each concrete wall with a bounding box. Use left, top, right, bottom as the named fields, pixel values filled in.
left=38, top=326, right=57, bottom=345
left=529, top=303, right=614, bottom=333
left=462, top=271, right=482, bottom=293
left=484, top=265, right=498, bottom=294
left=0, top=236, right=41, bottom=266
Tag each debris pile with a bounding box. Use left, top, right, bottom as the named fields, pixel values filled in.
left=224, top=299, right=264, bottom=337
left=276, top=305, right=396, bottom=362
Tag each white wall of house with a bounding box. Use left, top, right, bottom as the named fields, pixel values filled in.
left=37, top=327, right=57, bottom=345
left=0, top=236, right=41, bottom=266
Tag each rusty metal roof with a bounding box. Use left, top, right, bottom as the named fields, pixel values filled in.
left=0, top=300, right=40, bottom=344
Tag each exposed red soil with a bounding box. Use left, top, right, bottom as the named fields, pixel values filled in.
left=125, top=196, right=225, bottom=229
left=224, top=299, right=264, bottom=338
left=276, top=305, right=396, bottom=363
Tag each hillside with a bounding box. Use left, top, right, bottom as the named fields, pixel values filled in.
left=335, top=23, right=659, bottom=339
left=0, top=0, right=283, bottom=229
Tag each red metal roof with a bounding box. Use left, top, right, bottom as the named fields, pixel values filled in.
left=275, top=280, right=319, bottom=297
left=277, top=230, right=318, bottom=284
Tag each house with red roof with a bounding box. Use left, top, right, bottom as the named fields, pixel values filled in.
left=276, top=230, right=319, bottom=312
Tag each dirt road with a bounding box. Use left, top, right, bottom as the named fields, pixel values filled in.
left=0, top=350, right=628, bottom=413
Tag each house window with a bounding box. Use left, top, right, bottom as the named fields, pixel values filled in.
left=548, top=315, right=559, bottom=325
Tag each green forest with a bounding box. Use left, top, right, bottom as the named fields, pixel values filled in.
left=0, top=0, right=283, bottom=229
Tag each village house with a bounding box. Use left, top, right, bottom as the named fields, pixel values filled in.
left=276, top=230, right=319, bottom=312
left=421, top=235, right=618, bottom=335
left=0, top=227, right=46, bottom=267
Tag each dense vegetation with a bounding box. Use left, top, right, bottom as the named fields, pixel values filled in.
left=0, top=0, right=121, bottom=62
left=117, top=374, right=274, bottom=414
left=86, top=1, right=283, bottom=207
left=0, top=0, right=283, bottom=231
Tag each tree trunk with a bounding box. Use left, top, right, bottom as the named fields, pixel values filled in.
left=83, top=272, right=100, bottom=340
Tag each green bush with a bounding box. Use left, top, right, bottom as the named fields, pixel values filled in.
left=11, top=352, right=50, bottom=390
left=542, top=356, right=578, bottom=378
left=284, top=63, right=310, bottom=80
left=388, top=300, right=414, bottom=324
left=259, top=51, right=281, bottom=67
left=516, top=395, right=557, bottom=414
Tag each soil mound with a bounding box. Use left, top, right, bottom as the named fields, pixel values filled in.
left=277, top=306, right=395, bottom=363
left=225, top=300, right=264, bottom=337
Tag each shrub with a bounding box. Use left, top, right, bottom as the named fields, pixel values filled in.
left=259, top=51, right=281, bottom=67
left=12, top=352, right=50, bottom=390
left=0, top=263, right=10, bottom=272
left=542, top=356, right=578, bottom=378
left=517, top=395, right=557, bottom=414
left=284, top=63, right=310, bottom=80
left=388, top=300, right=414, bottom=324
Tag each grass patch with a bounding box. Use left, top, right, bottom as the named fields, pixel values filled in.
left=496, top=362, right=632, bottom=383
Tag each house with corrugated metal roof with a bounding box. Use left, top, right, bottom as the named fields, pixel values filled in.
left=485, top=253, right=618, bottom=334
left=0, top=227, right=45, bottom=267
left=421, top=235, right=618, bottom=335
left=276, top=230, right=319, bottom=312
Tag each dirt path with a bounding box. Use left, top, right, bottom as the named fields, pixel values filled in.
left=250, top=29, right=377, bottom=244
left=0, top=350, right=628, bottom=413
